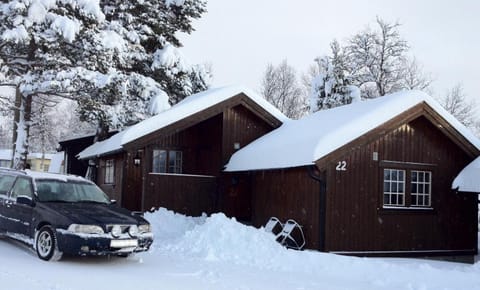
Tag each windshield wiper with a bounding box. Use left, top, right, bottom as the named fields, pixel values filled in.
left=75, top=200, right=109, bottom=204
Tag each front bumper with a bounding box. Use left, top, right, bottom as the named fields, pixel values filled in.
left=56, top=229, right=153, bottom=256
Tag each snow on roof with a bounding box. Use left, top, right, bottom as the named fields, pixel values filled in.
left=225, top=90, right=480, bottom=172
left=78, top=86, right=287, bottom=159
left=452, top=157, right=480, bottom=193
left=121, top=86, right=287, bottom=145
left=77, top=129, right=128, bottom=160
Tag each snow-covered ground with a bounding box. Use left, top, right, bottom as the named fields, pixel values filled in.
left=1, top=208, right=480, bottom=290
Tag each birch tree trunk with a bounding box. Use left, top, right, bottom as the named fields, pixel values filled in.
left=11, top=87, right=32, bottom=170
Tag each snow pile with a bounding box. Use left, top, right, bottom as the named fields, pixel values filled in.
left=145, top=208, right=355, bottom=272
left=145, top=208, right=207, bottom=243
left=168, top=213, right=286, bottom=266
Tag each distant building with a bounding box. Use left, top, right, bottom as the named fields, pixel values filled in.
left=0, top=149, right=61, bottom=172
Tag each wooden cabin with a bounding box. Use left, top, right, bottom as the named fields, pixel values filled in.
left=77, top=86, right=287, bottom=216
left=225, top=90, right=480, bottom=260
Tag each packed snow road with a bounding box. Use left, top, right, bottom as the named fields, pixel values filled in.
left=1, top=208, right=480, bottom=290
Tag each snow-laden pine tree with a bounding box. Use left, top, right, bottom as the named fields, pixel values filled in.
left=309, top=41, right=360, bottom=113
left=0, top=0, right=210, bottom=169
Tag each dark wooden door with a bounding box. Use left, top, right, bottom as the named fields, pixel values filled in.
left=122, top=150, right=144, bottom=211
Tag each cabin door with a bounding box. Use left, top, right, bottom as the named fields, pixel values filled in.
left=122, top=150, right=144, bottom=211
left=222, top=174, right=252, bottom=222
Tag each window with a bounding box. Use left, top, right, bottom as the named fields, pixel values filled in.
left=10, top=177, right=33, bottom=199
left=152, top=149, right=182, bottom=174
left=0, top=175, right=16, bottom=195
left=382, top=168, right=432, bottom=209
left=104, top=160, right=115, bottom=184
left=383, top=169, right=405, bottom=206
left=411, top=170, right=431, bottom=207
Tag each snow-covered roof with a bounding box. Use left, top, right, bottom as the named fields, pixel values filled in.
left=121, top=85, right=287, bottom=145
left=452, top=157, right=480, bottom=193
left=77, top=129, right=128, bottom=160
left=78, top=86, right=287, bottom=159
left=225, top=90, right=480, bottom=172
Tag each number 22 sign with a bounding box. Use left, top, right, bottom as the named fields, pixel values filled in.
left=336, top=161, right=347, bottom=171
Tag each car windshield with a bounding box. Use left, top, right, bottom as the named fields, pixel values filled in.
left=35, top=179, right=110, bottom=204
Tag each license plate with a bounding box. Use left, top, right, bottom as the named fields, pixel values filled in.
left=110, top=239, right=138, bottom=248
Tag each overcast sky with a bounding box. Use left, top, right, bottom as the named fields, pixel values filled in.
left=179, top=0, right=479, bottom=101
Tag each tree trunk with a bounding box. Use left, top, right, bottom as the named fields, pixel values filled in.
left=11, top=87, right=32, bottom=170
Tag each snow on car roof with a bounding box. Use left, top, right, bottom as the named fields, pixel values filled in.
left=78, top=85, right=288, bottom=159
left=225, top=90, right=480, bottom=172
left=25, top=170, right=88, bottom=183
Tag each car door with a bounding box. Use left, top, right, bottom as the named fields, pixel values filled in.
left=0, top=174, right=17, bottom=232
left=3, top=177, right=34, bottom=236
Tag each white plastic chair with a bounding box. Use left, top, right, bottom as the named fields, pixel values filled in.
left=276, top=219, right=306, bottom=250
left=264, top=217, right=283, bottom=236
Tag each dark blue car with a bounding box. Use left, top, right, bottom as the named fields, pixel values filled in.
left=0, top=168, right=153, bottom=261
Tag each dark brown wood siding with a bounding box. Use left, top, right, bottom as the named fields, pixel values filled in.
left=222, top=105, right=275, bottom=164
left=220, top=105, right=278, bottom=221
left=250, top=167, right=321, bottom=249
left=145, top=173, right=216, bottom=216
left=321, top=116, right=477, bottom=254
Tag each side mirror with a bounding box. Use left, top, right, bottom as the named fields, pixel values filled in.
left=17, top=196, right=35, bottom=207
left=110, top=199, right=117, bottom=205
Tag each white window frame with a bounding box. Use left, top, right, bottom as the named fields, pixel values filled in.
left=152, top=149, right=182, bottom=174
left=410, top=170, right=432, bottom=207
left=104, top=159, right=115, bottom=184
left=383, top=169, right=406, bottom=206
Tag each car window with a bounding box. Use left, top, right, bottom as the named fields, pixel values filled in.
left=0, top=175, right=16, bottom=196
left=10, top=177, right=33, bottom=199
left=36, top=179, right=110, bottom=204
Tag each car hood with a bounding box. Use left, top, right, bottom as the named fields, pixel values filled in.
left=41, top=202, right=141, bottom=225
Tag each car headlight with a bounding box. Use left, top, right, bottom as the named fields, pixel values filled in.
left=128, top=225, right=139, bottom=237
left=111, top=225, right=122, bottom=238
left=138, top=224, right=151, bottom=234
left=68, top=224, right=104, bottom=234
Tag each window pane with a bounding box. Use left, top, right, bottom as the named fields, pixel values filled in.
left=392, top=182, right=397, bottom=193
left=411, top=183, right=417, bottom=194
left=411, top=195, right=417, bottom=205
left=398, top=170, right=404, bottom=180
left=391, top=194, right=397, bottom=204
left=384, top=182, right=390, bottom=192
left=398, top=182, right=404, bottom=193
left=425, top=185, right=430, bottom=194
left=384, top=170, right=390, bottom=180
left=398, top=195, right=403, bottom=205
left=418, top=185, right=424, bottom=194
left=411, top=171, right=417, bottom=182
left=392, top=170, right=397, bottom=180
left=168, top=151, right=182, bottom=174
left=153, top=150, right=167, bottom=173
left=384, top=194, right=390, bottom=205
left=425, top=196, right=430, bottom=206
left=419, top=172, right=424, bottom=182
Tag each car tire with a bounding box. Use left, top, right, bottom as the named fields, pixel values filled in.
left=36, top=225, right=63, bottom=261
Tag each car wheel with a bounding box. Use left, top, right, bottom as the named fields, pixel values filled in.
left=36, top=226, right=63, bottom=261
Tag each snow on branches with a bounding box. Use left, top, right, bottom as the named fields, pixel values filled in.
left=0, top=0, right=209, bottom=167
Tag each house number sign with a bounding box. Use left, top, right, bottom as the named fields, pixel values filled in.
left=335, top=161, right=347, bottom=171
